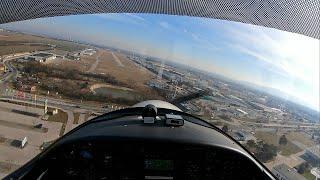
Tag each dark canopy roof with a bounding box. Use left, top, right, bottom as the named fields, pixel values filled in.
left=0, top=0, right=319, bottom=39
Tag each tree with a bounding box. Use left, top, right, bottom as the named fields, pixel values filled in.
left=297, top=163, right=309, bottom=174
left=244, top=140, right=278, bottom=163
left=279, top=135, right=288, bottom=145
left=255, top=143, right=277, bottom=162
left=222, top=125, right=228, bottom=133
left=246, top=140, right=255, bottom=148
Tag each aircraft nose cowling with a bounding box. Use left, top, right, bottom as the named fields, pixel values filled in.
left=132, top=100, right=182, bottom=112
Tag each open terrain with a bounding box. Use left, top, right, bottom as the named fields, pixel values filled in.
left=52, top=49, right=162, bottom=103
left=0, top=30, right=89, bottom=56
left=255, top=131, right=302, bottom=156
left=56, top=49, right=154, bottom=90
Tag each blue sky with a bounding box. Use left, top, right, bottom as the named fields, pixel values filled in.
left=1, top=13, right=319, bottom=111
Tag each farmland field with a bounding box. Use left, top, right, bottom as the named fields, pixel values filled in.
left=0, top=30, right=89, bottom=56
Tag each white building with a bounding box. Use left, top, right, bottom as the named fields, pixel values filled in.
left=311, top=168, right=320, bottom=180
left=81, top=49, right=96, bottom=56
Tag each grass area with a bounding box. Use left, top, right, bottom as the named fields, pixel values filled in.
left=0, top=161, right=20, bottom=173
left=279, top=144, right=301, bottom=156
left=94, top=86, right=141, bottom=100
left=0, top=45, right=49, bottom=56
left=209, top=121, right=224, bottom=126
left=47, top=109, right=67, bottom=123
left=0, top=136, right=6, bottom=143
left=302, top=171, right=315, bottom=180
left=0, top=31, right=89, bottom=53
left=73, top=112, right=80, bottom=124
left=255, top=131, right=302, bottom=156
left=286, top=131, right=316, bottom=147
left=84, top=113, right=92, bottom=122
left=47, top=109, right=68, bottom=136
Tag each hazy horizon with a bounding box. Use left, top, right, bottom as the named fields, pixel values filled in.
left=1, top=13, right=319, bottom=111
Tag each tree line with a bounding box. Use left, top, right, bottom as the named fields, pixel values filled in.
left=22, top=61, right=128, bottom=87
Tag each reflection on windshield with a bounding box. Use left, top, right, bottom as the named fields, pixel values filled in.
left=0, top=14, right=319, bottom=179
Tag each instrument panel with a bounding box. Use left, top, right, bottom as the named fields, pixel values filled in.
left=34, top=140, right=269, bottom=180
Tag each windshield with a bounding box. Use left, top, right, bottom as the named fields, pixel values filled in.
left=0, top=14, right=319, bottom=179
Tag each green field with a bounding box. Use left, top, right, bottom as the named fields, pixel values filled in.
left=302, top=171, right=316, bottom=180
left=94, top=86, right=141, bottom=100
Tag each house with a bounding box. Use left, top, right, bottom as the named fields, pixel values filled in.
left=272, top=164, right=306, bottom=180
left=0, top=63, right=5, bottom=72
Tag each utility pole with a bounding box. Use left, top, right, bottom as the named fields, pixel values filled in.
left=44, top=99, right=48, bottom=115
left=34, top=94, right=37, bottom=107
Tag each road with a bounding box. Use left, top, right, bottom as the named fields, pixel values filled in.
left=111, top=52, right=124, bottom=67
left=78, top=113, right=86, bottom=124
left=65, top=111, right=74, bottom=133
left=87, top=52, right=102, bottom=72
left=0, top=55, right=22, bottom=82
left=239, top=119, right=320, bottom=130
left=0, top=95, right=106, bottom=114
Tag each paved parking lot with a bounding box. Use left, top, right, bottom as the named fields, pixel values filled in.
left=0, top=101, right=61, bottom=178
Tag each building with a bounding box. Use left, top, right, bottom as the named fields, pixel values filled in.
left=18, top=56, right=36, bottom=63
left=81, top=49, right=96, bottom=56
left=311, top=168, right=320, bottom=180
left=233, top=131, right=249, bottom=141
left=0, top=63, right=5, bottom=72
left=304, top=145, right=320, bottom=165
left=66, top=54, right=80, bottom=61
left=272, top=164, right=306, bottom=180
left=29, top=52, right=56, bottom=63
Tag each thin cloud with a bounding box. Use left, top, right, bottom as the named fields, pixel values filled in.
left=224, top=22, right=319, bottom=110
left=159, top=21, right=170, bottom=29
left=227, top=25, right=319, bottom=84
left=124, top=13, right=146, bottom=22
left=94, top=13, right=147, bottom=25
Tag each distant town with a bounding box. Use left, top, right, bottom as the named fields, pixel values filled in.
left=0, top=29, right=319, bottom=179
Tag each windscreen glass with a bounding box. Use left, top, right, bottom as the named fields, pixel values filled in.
left=0, top=14, right=319, bottom=179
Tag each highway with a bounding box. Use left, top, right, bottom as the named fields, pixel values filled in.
left=0, top=93, right=107, bottom=114
left=0, top=55, right=21, bottom=82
